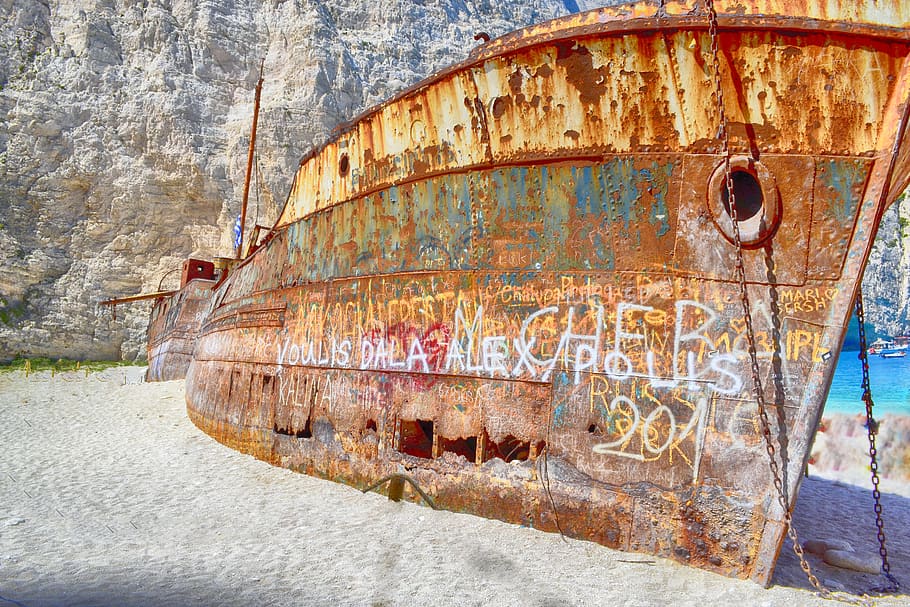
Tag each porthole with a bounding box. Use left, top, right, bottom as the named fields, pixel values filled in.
left=339, top=153, right=350, bottom=178
left=707, top=156, right=780, bottom=247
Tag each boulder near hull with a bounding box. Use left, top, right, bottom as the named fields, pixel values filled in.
left=182, top=1, right=910, bottom=584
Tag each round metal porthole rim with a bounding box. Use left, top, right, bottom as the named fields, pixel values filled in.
left=706, top=156, right=780, bottom=248
left=338, top=153, right=350, bottom=178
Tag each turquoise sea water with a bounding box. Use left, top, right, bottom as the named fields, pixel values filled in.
left=824, top=349, right=910, bottom=415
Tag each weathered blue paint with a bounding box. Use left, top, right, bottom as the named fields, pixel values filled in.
left=819, top=158, right=866, bottom=224
left=645, top=162, right=673, bottom=238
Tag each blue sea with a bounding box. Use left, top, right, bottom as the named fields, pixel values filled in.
left=824, top=349, right=910, bottom=416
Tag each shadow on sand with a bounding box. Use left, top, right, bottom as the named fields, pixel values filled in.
left=772, top=475, right=909, bottom=599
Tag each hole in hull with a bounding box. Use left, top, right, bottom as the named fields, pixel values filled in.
left=399, top=419, right=434, bottom=459
left=707, top=157, right=780, bottom=247
left=274, top=413, right=312, bottom=438
left=721, top=169, right=763, bottom=222
left=339, top=153, right=350, bottom=177
left=485, top=434, right=545, bottom=463
left=441, top=436, right=478, bottom=463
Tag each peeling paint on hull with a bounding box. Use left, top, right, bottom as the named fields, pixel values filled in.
left=151, top=0, right=910, bottom=585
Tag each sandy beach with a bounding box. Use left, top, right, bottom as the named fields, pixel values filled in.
left=1, top=368, right=908, bottom=607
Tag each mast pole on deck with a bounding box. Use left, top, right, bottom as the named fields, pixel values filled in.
left=237, top=59, right=265, bottom=260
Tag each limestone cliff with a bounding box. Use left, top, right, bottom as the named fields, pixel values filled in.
left=863, top=193, right=910, bottom=340
left=0, top=0, right=908, bottom=361
left=0, top=0, right=607, bottom=360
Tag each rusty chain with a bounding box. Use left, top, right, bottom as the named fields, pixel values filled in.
left=854, top=292, right=900, bottom=593
left=704, top=1, right=870, bottom=603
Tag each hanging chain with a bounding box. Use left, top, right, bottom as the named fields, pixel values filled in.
left=854, top=293, right=900, bottom=593
left=704, top=2, right=870, bottom=602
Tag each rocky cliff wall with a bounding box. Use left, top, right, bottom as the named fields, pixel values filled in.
left=0, top=0, right=908, bottom=362
left=0, top=0, right=608, bottom=360
left=863, top=193, right=910, bottom=339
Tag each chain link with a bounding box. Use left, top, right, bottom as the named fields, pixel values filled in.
left=704, top=2, right=868, bottom=602
left=854, top=292, right=900, bottom=593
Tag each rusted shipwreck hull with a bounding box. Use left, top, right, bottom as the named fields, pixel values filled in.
left=181, top=0, right=910, bottom=584
left=146, top=260, right=217, bottom=381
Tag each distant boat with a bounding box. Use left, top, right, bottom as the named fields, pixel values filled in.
left=880, top=348, right=908, bottom=359
left=867, top=337, right=894, bottom=355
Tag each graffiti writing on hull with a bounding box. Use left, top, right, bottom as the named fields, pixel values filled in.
left=276, top=298, right=746, bottom=394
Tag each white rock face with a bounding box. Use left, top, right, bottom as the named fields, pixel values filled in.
left=863, top=194, right=910, bottom=339
left=0, top=0, right=609, bottom=360
left=0, top=0, right=907, bottom=361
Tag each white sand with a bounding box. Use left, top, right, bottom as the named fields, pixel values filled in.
left=1, top=367, right=908, bottom=607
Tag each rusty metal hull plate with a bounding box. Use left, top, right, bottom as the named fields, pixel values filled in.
left=146, top=280, right=215, bottom=382
left=181, top=0, right=910, bottom=586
